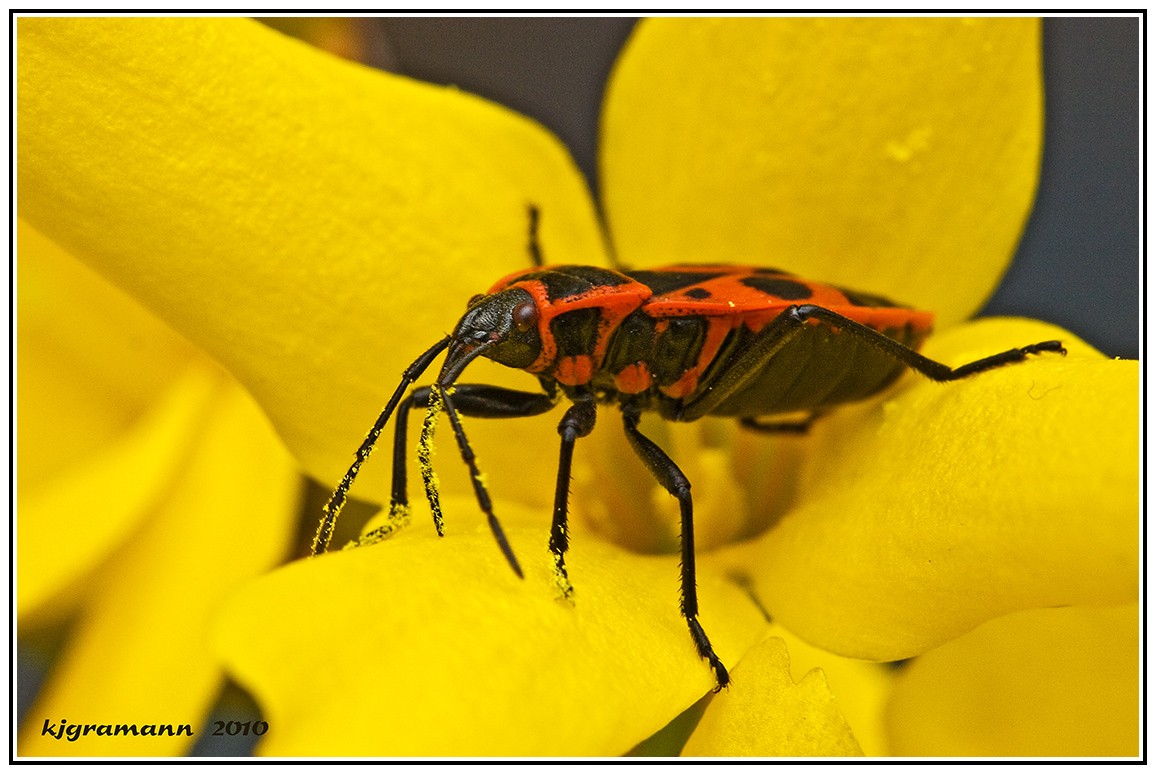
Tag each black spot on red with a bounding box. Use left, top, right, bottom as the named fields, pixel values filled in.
left=519, top=266, right=633, bottom=302
left=684, top=288, right=712, bottom=299
left=832, top=284, right=905, bottom=309
left=740, top=276, right=814, bottom=301
left=628, top=269, right=726, bottom=295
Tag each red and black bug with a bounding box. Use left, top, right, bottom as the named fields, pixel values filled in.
left=313, top=208, right=1065, bottom=689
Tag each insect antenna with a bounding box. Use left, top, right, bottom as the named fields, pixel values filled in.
left=312, top=336, right=451, bottom=556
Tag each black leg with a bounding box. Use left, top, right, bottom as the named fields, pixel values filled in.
left=680, top=308, right=811, bottom=420
left=550, top=398, right=597, bottom=599
left=740, top=412, right=824, bottom=434
left=312, top=336, right=451, bottom=556
left=392, top=385, right=557, bottom=509
left=792, top=305, right=1066, bottom=382
left=430, top=383, right=564, bottom=582
left=416, top=385, right=446, bottom=537
left=622, top=407, right=730, bottom=689
left=683, top=305, right=1065, bottom=421
left=353, top=384, right=557, bottom=549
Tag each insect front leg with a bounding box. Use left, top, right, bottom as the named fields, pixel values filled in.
left=355, top=384, right=557, bottom=551
left=622, top=407, right=730, bottom=690
left=434, top=382, right=568, bottom=577
left=343, top=387, right=423, bottom=549
left=313, top=336, right=451, bottom=556
left=550, top=397, right=597, bottom=601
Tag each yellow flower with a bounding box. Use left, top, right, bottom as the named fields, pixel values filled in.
left=17, top=17, right=1138, bottom=757
left=15, top=220, right=302, bottom=756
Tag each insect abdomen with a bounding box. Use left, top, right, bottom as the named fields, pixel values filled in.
left=699, top=320, right=930, bottom=418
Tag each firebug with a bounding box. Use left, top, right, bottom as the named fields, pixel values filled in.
left=313, top=207, right=1065, bottom=689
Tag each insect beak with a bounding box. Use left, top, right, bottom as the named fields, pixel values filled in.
left=437, top=337, right=491, bottom=386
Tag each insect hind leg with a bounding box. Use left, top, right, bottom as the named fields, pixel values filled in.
left=740, top=411, right=825, bottom=434
left=793, top=305, right=1065, bottom=382
left=933, top=339, right=1067, bottom=380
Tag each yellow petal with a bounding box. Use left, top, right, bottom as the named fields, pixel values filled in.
left=768, top=623, right=896, bottom=757
left=602, top=18, right=1042, bottom=323
left=19, top=383, right=301, bottom=757
left=721, top=319, right=1137, bottom=659
left=214, top=497, right=768, bottom=756
left=17, top=17, right=607, bottom=507
left=17, top=367, right=219, bottom=622
left=886, top=603, right=1139, bottom=757
left=682, top=637, right=863, bottom=757
left=17, top=219, right=202, bottom=484
left=17, top=220, right=214, bottom=621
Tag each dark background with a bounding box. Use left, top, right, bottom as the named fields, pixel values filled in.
left=368, top=16, right=1140, bottom=359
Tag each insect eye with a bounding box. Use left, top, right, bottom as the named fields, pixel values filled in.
left=512, top=301, right=539, bottom=332
left=467, top=293, right=486, bottom=309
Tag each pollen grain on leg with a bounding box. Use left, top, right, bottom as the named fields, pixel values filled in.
left=418, top=386, right=445, bottom=534
left=344, top=502, right=413, bottom=549
left=552, top=554, right=576, bottom=605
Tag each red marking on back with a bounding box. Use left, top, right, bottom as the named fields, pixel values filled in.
left=644, top=273, right=837, bottom=317
left=482, top=265, right=936, bottom=381
left=490, top=268, right=652, bottom=375
left=638, top=267, right=934, bottom=337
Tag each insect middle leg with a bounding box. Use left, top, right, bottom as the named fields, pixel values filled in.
left=622, top=406, right=730, bottom=689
